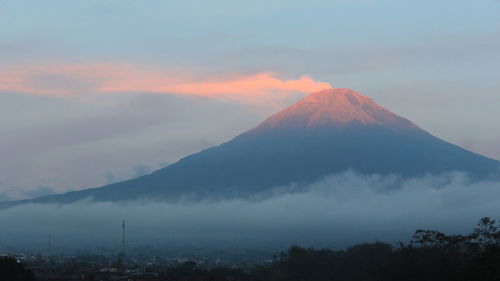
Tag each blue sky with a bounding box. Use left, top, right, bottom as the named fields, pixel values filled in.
left=0, top=0, right=499, bottom=198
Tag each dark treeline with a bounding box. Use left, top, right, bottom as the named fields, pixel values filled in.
left=3, top=217, right=500, bottom=281
left=161, top=217, right=500, bottom=281
left=0, top=256, right=35, bottom=281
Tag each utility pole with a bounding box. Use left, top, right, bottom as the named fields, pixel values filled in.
left=48, top=233, right=52, bottom=258
left=121, top=220, right=125, bottom=256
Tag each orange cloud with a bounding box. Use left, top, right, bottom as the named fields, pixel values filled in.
left=0, top=63, right=331, bottom=105
left=0, top=63, right=141, bottom=96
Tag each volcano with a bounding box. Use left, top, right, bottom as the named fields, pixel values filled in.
left=10, top=88, right=500, bottom=205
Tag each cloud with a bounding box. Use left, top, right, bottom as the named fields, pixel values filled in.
left=0, top=63, right=331, bottom=106
left=1, top=171, right=499, bottom=251
left=21, top=186, right=56, bottom=198
left=0, top=186, right=56, bottom=202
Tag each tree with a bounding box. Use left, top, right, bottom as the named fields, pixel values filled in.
left=0, top=257, right=35, bottom=281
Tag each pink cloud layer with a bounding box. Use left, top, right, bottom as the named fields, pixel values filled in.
left=0, top=63, right=331, bottom=104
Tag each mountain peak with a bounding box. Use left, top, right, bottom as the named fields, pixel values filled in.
left=252, top=88, right=422, bottom=132
left=307, top=87, right=372, bottom=102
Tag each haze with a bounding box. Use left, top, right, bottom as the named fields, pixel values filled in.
left=2, top=172, right=500, bottom=252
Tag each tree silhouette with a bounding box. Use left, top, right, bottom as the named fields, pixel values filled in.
left=0, top=257, right=35, bottom=281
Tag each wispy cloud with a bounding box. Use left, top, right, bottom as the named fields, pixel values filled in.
left=0, top=63, right=331, bottom=105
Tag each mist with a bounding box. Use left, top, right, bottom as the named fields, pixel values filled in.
left=1, top=171, right=499, bottom=253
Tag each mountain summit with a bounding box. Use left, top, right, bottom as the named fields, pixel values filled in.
left=8, top=88, right=500, bottom=205
left=251, top=88, right=421, bottom=132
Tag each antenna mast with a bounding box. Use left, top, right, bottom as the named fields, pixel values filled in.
left=121, top=220, right=125, bottom=255
left=48, top=233, right=52, bottom=258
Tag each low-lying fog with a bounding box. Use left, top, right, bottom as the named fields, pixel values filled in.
left=1, top=171, right=499, bottom=253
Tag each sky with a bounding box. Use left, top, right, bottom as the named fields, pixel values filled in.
left=1, top=0, right=499, bottom=199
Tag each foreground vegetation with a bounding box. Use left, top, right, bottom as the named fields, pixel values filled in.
left=3, top=217, right=500, bottom=281
left=163, top=217, right=500, bottom=281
